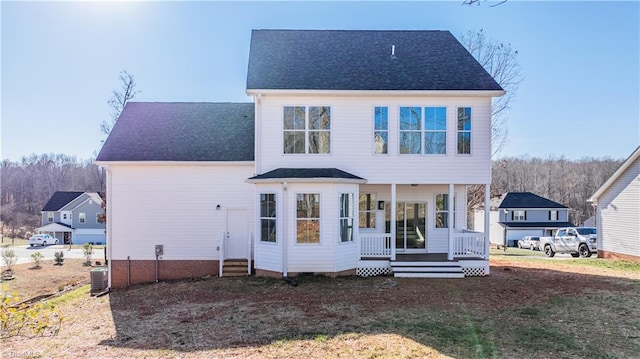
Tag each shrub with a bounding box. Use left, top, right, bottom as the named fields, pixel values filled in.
left=1, top=246, right=17, bottom=272
left=82, top=243, right=93, bottom=266
left=0, top=287, right=63, bottom=338
left=53, top=251, right=64, bottom=266
left=30, top=252, right=44, bottom=268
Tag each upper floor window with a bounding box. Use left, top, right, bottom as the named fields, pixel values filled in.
left=549, top=210, right=558, bottom=221
left=359, top=193, right=377, bottom=228
left=260, top=193, right=277, bottom=243
left=47, top=212, right=54, bottom=223
left=424, top=107, right=447, bottom=154
left=63, top=213, right=68, bottom=220
left=374, top=107, right=388, bottom=154
left=283, top=106, right=331, bottom=154
left=399, top=107, right=421, bottom=154
left=457, top=107, right=472, bottom=154
left=79, top=213, right=86, bottom=224
left=339, top=193, right=354, bottom=242
left=513, top=210, right=526, bottom=221
left=399, top=106, right=447, bottom=155
left=296, top=193, right=320, bottom=244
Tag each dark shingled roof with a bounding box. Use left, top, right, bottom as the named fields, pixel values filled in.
left=247, top=30, right=503, bottom=91
left=249, top=168, right=365, bottom=181
left=499, top=222, right=576, bottom=228
left=42, top=191, right=84, bottom=211
left=498, top=192, right=568, bottom=209
left=96, top=102, right=255, bottom=162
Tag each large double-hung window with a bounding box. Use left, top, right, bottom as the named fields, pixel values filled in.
left=399, top=106, right=447, bottom=154
left=260, top=194, right=276, bottom=242
left=296, top=193, right=320, bottom=243
left=283, top=106, right=331, bottom=154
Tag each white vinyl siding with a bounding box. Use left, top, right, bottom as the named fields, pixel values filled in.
left=108, top=164, right=255, bottom=260
left=256, top=95, right=492, bottom=184
left=597, top=157, right=640, bottom=258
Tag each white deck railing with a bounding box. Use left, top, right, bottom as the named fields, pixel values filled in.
left=451, top=231, right=487, bottom=259
left=359, top=233, right=394, bottom=258
left=359, top=231, right=488, bottom=260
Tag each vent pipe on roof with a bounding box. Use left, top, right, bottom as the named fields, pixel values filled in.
left=391, top=44, right=397, bottom=59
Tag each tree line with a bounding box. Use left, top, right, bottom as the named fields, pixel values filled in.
left=489, top=155, right=623, bottom=226
left=0, top=153, right=105, bottom=239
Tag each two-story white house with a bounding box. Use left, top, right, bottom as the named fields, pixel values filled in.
left=96, top=30, right=504, bottom=288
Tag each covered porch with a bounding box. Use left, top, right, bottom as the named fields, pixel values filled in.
left=36, top=222, right=73, bottom=244
left=356, top=183, right=491, bottom=277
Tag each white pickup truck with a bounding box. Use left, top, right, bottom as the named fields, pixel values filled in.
left=539, top=227, right=597, bottom=258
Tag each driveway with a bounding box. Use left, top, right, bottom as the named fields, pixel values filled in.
left=4, top=245, right=104, bottom=265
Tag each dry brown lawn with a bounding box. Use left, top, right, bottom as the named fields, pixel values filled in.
left=2, top=254, right=639, bottom=359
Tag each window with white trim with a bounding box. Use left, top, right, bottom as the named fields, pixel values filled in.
left=549, top=210, right=558, bottom=221
left=424, top=107, right=447, bottom=154
left=399, top=106, right=447, bottom=154
left=457, top=107, right=472, bottom=154
left=374, top=107, right=388, bottom=154
left=435, top=194, right=456, bottom=228
left=47, top=212, right=54, bottom=223
left=340, top=193, right=354, bottom=242
left=359, top=193, right=376, bottom=228
left=399, top=107, right=421, bottom=154
left=513, top=210, right=526, bottom=221
left=260, top=193, right=277, bottom=242
left=79, top=213, right=86, bottom=224
left=283, top=106, right=331, bottom=154
left=296, top=193, right=320, bottom=243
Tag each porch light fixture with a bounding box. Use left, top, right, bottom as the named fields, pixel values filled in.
left=216, top=205, right=221, bottom=211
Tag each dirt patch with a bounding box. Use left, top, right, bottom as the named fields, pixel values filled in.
left=2, top=257, right=639, bottom=358
left=1, top=259, right=93, bottom=299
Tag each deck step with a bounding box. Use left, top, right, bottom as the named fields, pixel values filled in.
left=394, top=272, right=465, bottom=278
left=222, top=259, right=249, bottom=277
left=390, top=259, right=464, bottom=279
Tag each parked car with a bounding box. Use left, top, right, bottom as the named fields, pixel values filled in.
left=518, top=236, right=541, bottom=250
left=28, top=234, right=58, bottom=247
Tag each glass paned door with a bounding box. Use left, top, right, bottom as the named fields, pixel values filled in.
left=395, top=202, right=426, bottom=252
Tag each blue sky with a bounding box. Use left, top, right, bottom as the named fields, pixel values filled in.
left=2, top=1, right=638, bottom=161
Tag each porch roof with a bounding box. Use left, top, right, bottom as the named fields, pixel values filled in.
left=247, top=168, right=367, bottom=184
left=36, top=222, right=73, bottom=232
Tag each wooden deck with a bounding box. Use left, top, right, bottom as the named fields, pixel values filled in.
left=362, top=253, right=486, bottom=262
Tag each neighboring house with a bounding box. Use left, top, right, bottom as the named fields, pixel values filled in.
left=588, top=146, right=640, bottom=261
left=97, top=29, right=505, bottom=288
left=474, top=192, right=574, bottom=247
left=36, top=191, right=106, bottom=245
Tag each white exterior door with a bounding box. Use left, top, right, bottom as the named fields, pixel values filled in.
left=226, top=209, right=248, bottom=259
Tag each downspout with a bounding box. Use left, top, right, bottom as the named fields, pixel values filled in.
left=282, top=181, right=288, bottom=277
left=106, top=167, right=113, bottom=290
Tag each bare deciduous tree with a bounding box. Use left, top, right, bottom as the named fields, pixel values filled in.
left=460, top=29, right=523, bottom=157
left=100, top=70, right=140, bottom=136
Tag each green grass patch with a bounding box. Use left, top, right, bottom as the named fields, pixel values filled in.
left=48, top=284, right=90, bottom=306
left=515, top=325, right=577, bottom=352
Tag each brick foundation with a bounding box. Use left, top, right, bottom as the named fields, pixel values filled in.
left=597, top=250, right=640, bottom=262
left=110, top=260, right=219, bottom=288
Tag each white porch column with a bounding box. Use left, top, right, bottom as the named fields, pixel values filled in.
left=484, top=184, right=491, bottom=260
left=390, top=183, right=397, bottom=261
left=447, top=183, right=454, bottom=260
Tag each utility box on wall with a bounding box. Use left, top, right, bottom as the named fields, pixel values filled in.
left=155, top=245, right=163, bottom=256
